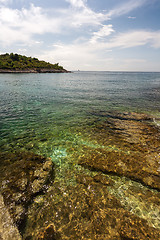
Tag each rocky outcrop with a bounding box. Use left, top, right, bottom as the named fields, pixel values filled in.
left=0, top=151, right=54, bottom=230
left=79, top=111, right=160, bottom=190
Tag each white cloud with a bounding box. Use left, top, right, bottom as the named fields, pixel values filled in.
left=0, top=0, right=150, bottom=47
left=90, top=25, right=115, bottom=43
left=66, top=0, right=86, bottom=8
left=39, top=41, right=154, bottom=71
left=18, top=48, right=27, bottom=53
left=128, top=16, right=136, bottom=19
left=0, top=0, right=9, bottom=4
left=151, top=32, right=160, bottom=48
left=103, top=30, right=160, bottom=49
left=0, top=2, right=110, bottom=46
left=39, top=41, right=114, bottom=71
left=65, top=0, right=109, bottom=27
left=38, top=29, right=160, bottom=71
left=0, top=4, right=66, bottom=46
left=106, top=0, right=147, bottom=18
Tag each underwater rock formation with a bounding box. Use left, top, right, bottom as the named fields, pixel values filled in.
left=23, top=174, right=160, bottom=240
left=0, top=194, right=22, bottom=240
left=0, top=111, right=160, bottom=239
left=0, top=151, right=54, bottom=230
left=79, top=111, right=160, bottom=190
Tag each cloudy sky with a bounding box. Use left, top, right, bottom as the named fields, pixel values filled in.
left=0, top=0, right=160, bottom=71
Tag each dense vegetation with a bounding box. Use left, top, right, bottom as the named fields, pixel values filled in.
left=0, top=53, right=65, bottom=71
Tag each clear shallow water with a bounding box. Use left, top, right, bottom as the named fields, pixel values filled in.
left=0, top=71, right=160, bottom=233
left=1, top=71, right=160, bottom=155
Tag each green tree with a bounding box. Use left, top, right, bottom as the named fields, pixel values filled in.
left=10, top=53, right=19, bottom=61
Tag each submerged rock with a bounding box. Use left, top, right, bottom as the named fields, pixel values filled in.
left=23, top=174, right=160, bottom=240
left=37, top=224, right=61, bottom=240
left=0, top=151, right=54, bottom=230
left=0, top=194, right=22, bottom=240
left=79, top=111, right=160, bottom=190
left=1, top=111, right=160, bottom=239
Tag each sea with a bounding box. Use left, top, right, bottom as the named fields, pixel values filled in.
left=1, top=71, right=160, bottom=153
left=0, top=71, right=160, bottom=235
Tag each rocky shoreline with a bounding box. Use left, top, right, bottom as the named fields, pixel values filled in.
left=0, top=68, right=70, bottom=73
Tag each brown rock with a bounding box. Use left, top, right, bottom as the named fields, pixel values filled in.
left=120, top=213, right=160, bottom=239
left=0, top=151, right=54, bottom=228
left=0, top=194, right=22, bottom=240
left=23, top=173, right=160, bottom=240
left=79, top=111, right=160, bottom=190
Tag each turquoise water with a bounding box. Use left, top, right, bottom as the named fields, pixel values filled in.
left=1, top=71, right=160, bottom=154
left=0, top=71, right=160, bottom=232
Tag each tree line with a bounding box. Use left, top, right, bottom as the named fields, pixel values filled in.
left=0, top=53, right=64, bottom=70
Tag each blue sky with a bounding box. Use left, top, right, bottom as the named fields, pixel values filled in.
left=0, top=0, right=160, bottom=71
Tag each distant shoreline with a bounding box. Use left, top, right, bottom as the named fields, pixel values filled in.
left=0, top=68, right=70, bottom=73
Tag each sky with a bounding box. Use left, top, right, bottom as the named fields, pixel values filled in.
left=0, top=0, right=160, bottom=71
